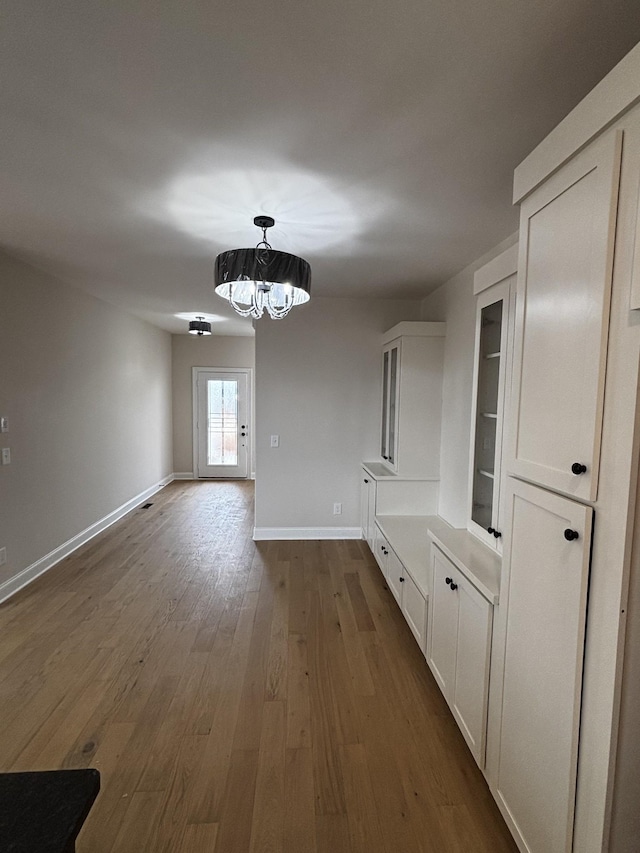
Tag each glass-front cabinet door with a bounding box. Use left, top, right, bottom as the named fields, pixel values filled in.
left=468, top=277, right=515, bottom=551
left=381, top=340, right=400, bottom=471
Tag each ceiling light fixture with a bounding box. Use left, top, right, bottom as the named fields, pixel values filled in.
left=188, top=316, right=212, bottom=336
left=214, top=216, right=311, bottom=320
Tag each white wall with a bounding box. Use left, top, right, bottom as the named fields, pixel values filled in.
left=420, top=233, right=518, bottom=527
left=0, top=250, right=173, bottom=597
left=254, top=296, right=420, bottom=533
left=171, top=334, right=255, bottom=476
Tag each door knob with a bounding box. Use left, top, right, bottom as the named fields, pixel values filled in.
left=571, top=463, right=587, bottom=475
left=564, top=529, right=579, bottom=541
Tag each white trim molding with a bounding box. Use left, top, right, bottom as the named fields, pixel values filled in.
left=513, top=41, right=640, bottom=202
left=473, top=243, right=518, bottom=295
left=253, top=526, right=362, bottom=541
left=0, top=476, right=173, bottom=604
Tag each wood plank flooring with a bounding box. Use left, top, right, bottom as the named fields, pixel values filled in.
left=0, top=481, right=517, bottom=852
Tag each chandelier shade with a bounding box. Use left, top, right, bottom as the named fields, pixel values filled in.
left=214, top=216, right=311, bottom=320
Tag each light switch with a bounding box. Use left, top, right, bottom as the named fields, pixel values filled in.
left=270, top=435, right=279, bottom=448
left=0, top=417, right=7, bottom=433
left=1, top=448, right=10, bottom=465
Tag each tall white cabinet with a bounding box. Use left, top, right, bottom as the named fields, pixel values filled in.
left=488, top=68, right=640, bottom=851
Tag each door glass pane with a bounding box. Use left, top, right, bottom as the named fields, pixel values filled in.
left=381, top=350, right=389, bottom=457
left=388, top=346, right=398, bottom=465
left=471, top=300, right=503, bottom=529
left=207, top=380, right=238, bottom=466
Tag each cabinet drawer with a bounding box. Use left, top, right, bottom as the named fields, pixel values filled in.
left=373, top=525, right=390, bottom=575
left=402, top=573, right=427, bottom=652
left=386, top=547, right=404, bottom=604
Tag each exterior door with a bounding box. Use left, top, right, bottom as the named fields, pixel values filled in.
left=194, top=369, right=250, bottom=478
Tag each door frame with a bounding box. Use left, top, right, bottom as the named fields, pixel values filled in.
left=192, top=366, right=253, bottom=479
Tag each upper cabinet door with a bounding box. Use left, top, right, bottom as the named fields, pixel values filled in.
left=380, top=341, right=400, bottom=471
left=508, top=130, right=622, bottom=500
left=468, top=276, right=516, bottom=550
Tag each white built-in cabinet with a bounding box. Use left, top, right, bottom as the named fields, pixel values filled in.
left=488, top=123, right=625, bottom=853
left=427, top=545, right=493, bottom=767
left=468, top=247, right=517, bottom=551
left=508, top=129, right=622, bottom=502
left=379, top=323, right=445, bottom=477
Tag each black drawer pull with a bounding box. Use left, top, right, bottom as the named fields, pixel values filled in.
left=564, top=529, right=579, bottom=541
left=571, top=463, right=587, bottom=475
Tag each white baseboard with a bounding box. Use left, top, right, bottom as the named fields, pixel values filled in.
left=173, top=472, right=194, bottom=480
left=253, top=526, right=362, bottom=541
left=0, top=475, right=174, bottom=605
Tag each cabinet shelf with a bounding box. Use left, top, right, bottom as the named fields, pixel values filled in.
left=478, top=469, right=495, bottom=480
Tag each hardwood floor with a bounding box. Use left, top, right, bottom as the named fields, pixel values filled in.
left=0, top=481, right=517, bottom=852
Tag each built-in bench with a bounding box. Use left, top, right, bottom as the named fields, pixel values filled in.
left=374, top=513, right=501, bottom=604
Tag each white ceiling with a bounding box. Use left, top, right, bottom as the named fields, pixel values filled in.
left=2, top=2, right=640, bottom=336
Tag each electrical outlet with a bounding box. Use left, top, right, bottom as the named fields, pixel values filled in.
left=0, top=548, right=6, bottom=567
left=270, top=435, right=279, bottom=448
left=1, top=448, right=10, bottom=465
left=0, top=417, right=7, bottom=433
left=333, top=502, right=342, bottom=515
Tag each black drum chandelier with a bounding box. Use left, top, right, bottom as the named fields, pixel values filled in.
left=214, top=216, right=311, bottom=320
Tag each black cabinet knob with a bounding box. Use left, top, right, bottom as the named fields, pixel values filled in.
left=493, top=529, right=502, bottom=539
left=241, top=432, right=246, bottom=437
left=399, top=577, right=405, bottom=583
left=450, top=582, right=458, bottom=591
left=564, top=529, right=579, bottom=541
left=445, top=577, right=452, bottom=585
left=571, top=463, right=587, bottom=475
left=487, top=526, right=494, bottom=535
left=382, top=455, right=388, bottom=460
left=364, top=478, right=369, bottom=483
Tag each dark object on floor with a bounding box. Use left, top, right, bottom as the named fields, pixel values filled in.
left=0, top=769, right=100, bottom=852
